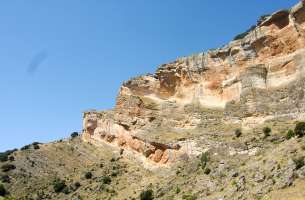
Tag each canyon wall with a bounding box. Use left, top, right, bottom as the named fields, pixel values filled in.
left=82, top=1, right=305, bottom=165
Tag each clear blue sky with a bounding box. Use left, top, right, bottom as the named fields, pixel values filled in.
left=0, top=0, right=299, bottom=151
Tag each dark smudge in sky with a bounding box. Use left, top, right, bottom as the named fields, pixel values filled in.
left=27, top=51, right=48, bottom=74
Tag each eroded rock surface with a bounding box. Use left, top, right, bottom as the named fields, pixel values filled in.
left=82, top=1, right=305, bottom=165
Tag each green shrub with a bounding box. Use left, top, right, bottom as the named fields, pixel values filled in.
left=0, top=184, right=8, bottom=196
left=293, top=156, right=305, bottom=170
left=20, top=144, right=31, bottom=151
left=234, top=129, right=242, bottom=138
left=0, top=149, right=17, bottom=162
left=71, top=132, right=79, bottom=138
left=1, top=164, right=16, bottom=172
left=175, top=186, right=181, bottom=194
left=84, top=171, right=92, bottom=179
left=0, top=175, right=10, bottom=183
left=233, top=25, right=256, bottom=40
left=140, top=189, right=154, bottom=200
left=182, top=193, right=197, bottom=200
left=257, top=14, right=271, bottom=25
left=110, top=157, right=117, bottom=162
left=200, top=152, right=209, bottom=170
left=8, top=156, right=14, bottom=162
left=286, top=129, right=295, bottom=140
left=62, top=187, right=70, bottom=194
left=204, top=168, right=211, bottom=175
left=294, top=122, right=305, bottom=137
left=53, top=179, right=67, bottom=193
left=263, top=127, right=271, bottom=137
left=32, top=142, right=42, bottom=150
left=101, top=175, right=111, bottom=184
left=0, top=153, right=8, bottom=162
left=74, top=182, right=81, bottom=188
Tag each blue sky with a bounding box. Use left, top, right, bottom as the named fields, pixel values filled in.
left=0, top=0, right=299, bottom=151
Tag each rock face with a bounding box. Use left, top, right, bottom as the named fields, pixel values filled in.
left=83, top=1, right=305, bottom=165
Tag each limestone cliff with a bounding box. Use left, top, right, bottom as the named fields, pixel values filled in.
left=82, top=1, right=305, bottom=165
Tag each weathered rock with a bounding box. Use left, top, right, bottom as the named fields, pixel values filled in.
left=82, top=1, right=305, bottom=166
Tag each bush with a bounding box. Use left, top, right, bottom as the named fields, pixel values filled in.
left=294, top=122, right=305, bottom=137
left=71, top=132, right=79, bottom=138
left=53, top=179, right=67, bottom=193
left=182, top=193, right=197, bottom=200
left=0, top=184, right=7, bottom=196
left=0, top=153, right=8, bottom=162
left=204, top=168, right=211, bottom=175
left=200, top=152, right=209, bottom=170
left=74, top=182, right=81, bottom=188
left=0, top=175, right=10, bottom=183
left=20, top=144, right=31, bottom=151
left=84, top=171, right=92, bottom=179
left=175, top=186, right=181, bottom=194
left=263, top=127, right=271, bottom=137
left=0, top=149, right=17, bottom=162
left=101, top=175, right=111, bottom=184
left=286, top=129, right=295, bottom=140
left=294, top=156, right=305, bottom=170
left=234, top=129, right=242, bottom=138
left=32, top=142, right=40, bottom=150
left=8, top=156, right=14, bottom=162
left=233, top=25, right=256, bottom=40
left=62, top=187, right=70, bottom=194
left=140, top=189, right=154, bottom=200
left=1, top=164, right=16, bottom=172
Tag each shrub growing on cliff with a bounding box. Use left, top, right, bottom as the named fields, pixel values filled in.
left=0, top=175, right=10, bottom=183
left=0, top=184, right=8, bottom=196
left=101, top=175, right=111, bottom=184
left=182, top=193, right=197, bottom=200
left=53, top=179, right=67, bottom=193
left=0, top=149, right=17, bottom=162
left=263, top=127, right=271, bottom=138
left=32, top=142, right=40, bottom=150
left=84, top=171, right=92, bottom=179
left=204, top=167, right=211, bottom=175
left=294, top=122, right=305, bottom=137
left=286, top=129, right=295, bottom=140
left=20, top=144, right=31, bottom=151
left=1, top=164, right=16, bottom=172
left=140, top=189, right=154, bottom=200
left=234, top=129, right=242, bottom=138
left=293, top=156, right=305, bottom=170
left=0, top=153, right=8, bottom=162
left=233, top=25, right=256, bottom=40
left=199, top=152, right=209, bottom=170
left=71, top=132, right=79, bottom=138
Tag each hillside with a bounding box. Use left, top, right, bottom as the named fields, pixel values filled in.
left=1, top=1, right=305, bottom=200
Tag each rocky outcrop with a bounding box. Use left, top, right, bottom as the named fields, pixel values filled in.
left=82, top=1, right=305, bottom=165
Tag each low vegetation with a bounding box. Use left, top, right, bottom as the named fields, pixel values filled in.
left=84, top=171, right=93, bottom=179
left=182, top=193, right=197, bottom=200
left=53, top=179, right=67, bottom=193
left=71, top=132, right=79, bottom=138
left=294, top=122, right=305, bottom=137
left=234, top=129, right=242, bottom=138
left=0, top=149, right=17, bottom=162
left=0, top=184, right=8, bottom=196
left=1, top=164, right=16, bottom=172
left=294, top=156, right=305, bottom=170
left=286, top=129, right=295, bottom=139
left=199, top=152, right=209, bottom=170
left=101, top=175, right=111, bottom=184
left=140, top=189, right=154, bottom=200
left=233, top=25, right=256, bottom=40
left=263, top=126, right=271, bottom=137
